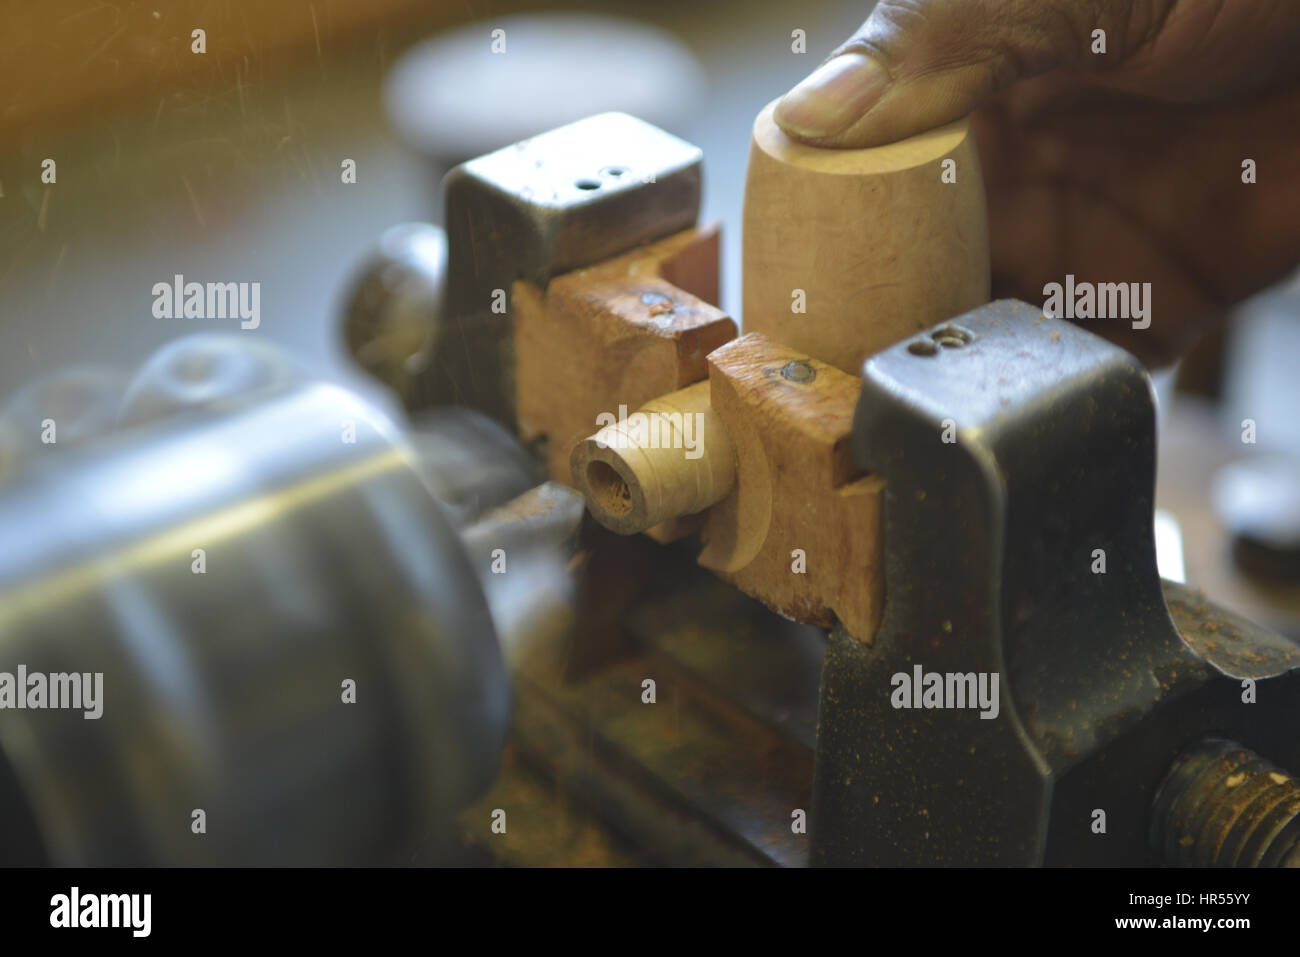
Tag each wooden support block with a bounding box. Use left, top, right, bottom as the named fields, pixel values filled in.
left=743, top=100, right=989, bottom=375
left=514, top=225, right=737, bottom=485
left=699, top=333, right=884, bottom=642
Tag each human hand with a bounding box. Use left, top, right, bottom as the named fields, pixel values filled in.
left=775, top=0, right=1300, bottom=364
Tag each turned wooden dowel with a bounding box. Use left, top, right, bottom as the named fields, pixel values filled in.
left=570, top=380, right=735, bottom=535
left=742, top=99, right=990, bottom=375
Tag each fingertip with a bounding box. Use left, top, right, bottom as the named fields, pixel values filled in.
left=773, top=52, right=890, bottom=142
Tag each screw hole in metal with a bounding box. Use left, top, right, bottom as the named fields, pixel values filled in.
left=575, top=179, right=602, bottom=191
left=908, top=340, right=939, bottom=357
left=931, top=325, right=973, bottom=348
left=599, top=166, right=629, bottom=179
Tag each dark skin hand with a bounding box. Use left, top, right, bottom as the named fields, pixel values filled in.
left=774, top=0, right=1300, bottom=366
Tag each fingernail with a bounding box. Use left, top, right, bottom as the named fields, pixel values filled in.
left=774, top=52, right=889, bottom=139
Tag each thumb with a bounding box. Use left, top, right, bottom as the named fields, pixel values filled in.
left=774, top=0, right=1151, bottom=146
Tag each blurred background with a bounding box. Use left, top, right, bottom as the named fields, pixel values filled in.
left=0, top=0, right=873, bottom=403
left=0, top=0, right=1298, bottom=635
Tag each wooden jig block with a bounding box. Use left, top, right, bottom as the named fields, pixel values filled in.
left=698, top=334, right=883, bottom=641
left=513, top=225, right=736, bottom=484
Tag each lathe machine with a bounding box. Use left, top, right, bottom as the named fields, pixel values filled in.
left=1, top=105, right=1297, bottom=868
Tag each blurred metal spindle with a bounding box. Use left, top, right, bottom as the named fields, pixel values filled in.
left=0, top=379, right=531, bottom=865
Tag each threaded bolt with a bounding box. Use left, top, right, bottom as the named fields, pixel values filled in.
left=1151, top=738, right=1300, bottom=867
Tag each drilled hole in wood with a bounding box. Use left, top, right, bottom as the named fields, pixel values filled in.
left=586, top=460, right=633, bottom=516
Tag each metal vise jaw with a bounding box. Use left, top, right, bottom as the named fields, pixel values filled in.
left=813, top=300, right=1300, bottom=865
left=418, top=113, right=704, bottom=427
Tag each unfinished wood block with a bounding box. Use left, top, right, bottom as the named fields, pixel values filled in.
left=699, top=333, right=883, bottom=642
left=743, top=100, right=989, bottom=375
left=514, top=225, right=737, bottom=484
